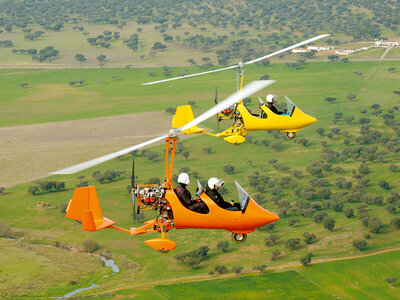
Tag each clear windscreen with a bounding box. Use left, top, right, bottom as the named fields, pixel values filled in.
left=235, top=181, right=250, bottom=213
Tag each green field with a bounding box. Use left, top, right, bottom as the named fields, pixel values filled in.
left=1, top=60, right=400, bottom=298
left=106, top=250, right=399, bottom=299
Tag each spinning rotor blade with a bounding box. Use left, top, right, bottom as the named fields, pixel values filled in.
left=178, top=80, right=274, bottom=132
left=51, top=80, right=273, bottom=175
left=51, top=135, right=168, bottom=174
left=142, top=34, right=330, bottom=86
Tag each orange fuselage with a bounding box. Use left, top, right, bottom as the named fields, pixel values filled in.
left=166, top=190, right=279, bottom=234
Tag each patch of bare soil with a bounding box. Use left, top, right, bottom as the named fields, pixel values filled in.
left=0, top=111, right=174, bottom=187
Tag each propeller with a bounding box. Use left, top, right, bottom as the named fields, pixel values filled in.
left=214, top=87, right=220, bottom=131
left=51, top=80, right=274, bottom=175
left=142, top=34, right=330, bottom=86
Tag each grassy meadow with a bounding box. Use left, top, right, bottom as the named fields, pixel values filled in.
left=0, top=60, right=400, bottom=298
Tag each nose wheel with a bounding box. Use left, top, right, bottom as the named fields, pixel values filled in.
left=285, top=132, right=296, bottom=139
left=231, top=233, right=247, bottom=244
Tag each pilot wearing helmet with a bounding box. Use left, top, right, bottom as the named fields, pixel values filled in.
left=206, top=177, right=241, bottom=211
left=259, top=94, right=286, bottom=116
left=175, top=172, right=208, bottom=214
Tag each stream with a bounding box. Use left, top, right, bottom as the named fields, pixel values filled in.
left=6, top=238, right=119, bottom=299
left=52, top=256, right=120, bottom=299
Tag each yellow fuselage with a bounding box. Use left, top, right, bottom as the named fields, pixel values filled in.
left=237, top=103, right=317, bottom=132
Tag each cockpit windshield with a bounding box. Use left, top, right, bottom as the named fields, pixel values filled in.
left=235, top=181, right=250, bottom=213
left=285, top=96, right=296, bottom=116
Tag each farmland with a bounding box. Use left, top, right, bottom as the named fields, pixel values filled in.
left=0, top=59, right=399, bottom=298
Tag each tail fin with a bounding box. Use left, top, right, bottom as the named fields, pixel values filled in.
left=66, top=186, right=115, bottom=231
left=171, top=105, right=205, bottom=134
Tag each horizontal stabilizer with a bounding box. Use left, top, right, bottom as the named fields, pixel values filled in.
left=66, top=186, right=115, bottom=231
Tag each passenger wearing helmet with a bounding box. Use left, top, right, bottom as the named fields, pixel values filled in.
left=205, top=177, right=241, bottom=211
left=175, top=173, right=208, bottom=214
left=265, top=94, right=285, bottom=115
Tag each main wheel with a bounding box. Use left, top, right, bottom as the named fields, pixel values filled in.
left=231, top=233, right=247, bottom=244
left=285, top=132, right=296, bottom=139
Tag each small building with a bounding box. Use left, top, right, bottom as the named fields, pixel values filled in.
left=307, top=46, right=334, bottom=51
left=374, top=39, right=399, bottom=47
left=292, top=49, right=310, bottom=53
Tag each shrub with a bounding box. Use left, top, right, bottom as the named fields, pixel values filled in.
left=214, top=265, right=228, bottom=274
left=265, top=234, right=280, bottom=247
left=344, top=208, right=354, bottom=218
left=368, top=217, right=384, bottom=233
left=390, top=217, right=400, bottom=229
left=232, top=266, right=243, bottom=275
left=314, top=211, right=327, bottom=223
left=352, top=239, right=367, bottom=251
left=378, top=180, right=390, bottom=190
left=271, top=250, right=281, bottom=261
left=303, top=232, right=317, bottom=244
left=323, top=217, right=336, bottom=231
left=223, top=164, right=235, bottom=174
left=83, top=240, right=99, bottom=253
left=300, top=253, right=313, bottom=266
left=285, top=238, right=300, bottom=250
left=253, top=264, right=267, bottom=272
left=217, top=241, right=229, bottom=252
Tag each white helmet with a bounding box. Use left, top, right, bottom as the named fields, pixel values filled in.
left=208, top=177, right=224, bottom=189
left=266, top=94, right=277, bottom=103
left=178, top=173, right=190, bottom=185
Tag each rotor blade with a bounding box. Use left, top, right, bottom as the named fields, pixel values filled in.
left=142, top=65, right=237, bottom=85
left=215, top=86, right=218, bottom=104
left=142, top=34, right=330, bottom=86
left=244, top=34, right=331, bottom=65
left=178, top=80, right=274, bottom=132
left=51, top=134, right=168, bottom=174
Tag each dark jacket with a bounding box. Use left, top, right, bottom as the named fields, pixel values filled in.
left=266, top=102, right=283, bottom=115
left=175, top=183, right=193, bottom=207
left=205, top=187, right=231, bottom=209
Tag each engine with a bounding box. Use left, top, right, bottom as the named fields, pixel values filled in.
left=137, top=185, right=166, bottom=207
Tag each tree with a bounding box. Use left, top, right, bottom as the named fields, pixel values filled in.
left=28, top=185, right=39, bottom=195
left=327, top=55, right=339, bottom=61
left=385, top=204, right=396, bottom=214
left=344, top=208, right=354, bottom=218
left=253, top=264, right=267, bottom=272
left=271, top=250, right=281, bottom=261
left=152, top=42, right=166, bottom=50
left=214, top=265, right=228, bottom=274
left=232, top=266, right=243, bottom=275
left=341, top=58, right=349, bottom=63
left=368, top=217, right=384, bottom=233
left=303, top=232, right=317, bottom=244
left=323, top=217, right=336, bottom=231
left=20, top=82, right=28, bottom=88
left=352, top=239, right=367, bottom=251
left=378, top=180, right=390, bottom=190
left=390, top=217, right=400, bottom=229
left=316, top=128, right=325, bottom=136
left=314, top=211, right=327, bottom=223
left=288, top=218, right=299, bottom=227
left=259, top=74, right=270, bottom=80
left=96, top=54, right=106, bottom=66
left=265, top=234, right=280, bottom=247
left=285, top=238, right=300, bottom=250
left=300, top=253, right=312, bottom=266
left=385, top=277, right=398, bottom=287
left=74, top=54, right=87, bottom=63
left=223, top=164, right=235, bottom=174
left=324, top=97, right=337, bottom=103
left=217, top=241, right=229, bottom=252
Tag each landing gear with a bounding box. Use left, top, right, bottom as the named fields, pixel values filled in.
left=231, top=233, right=247, bottom=244
left=285, top=132, right=296, bottom=139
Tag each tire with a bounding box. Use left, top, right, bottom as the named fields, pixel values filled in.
left=231, top=233, right=247, bottom=244
left=285, top=132, right=296, bottom=139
